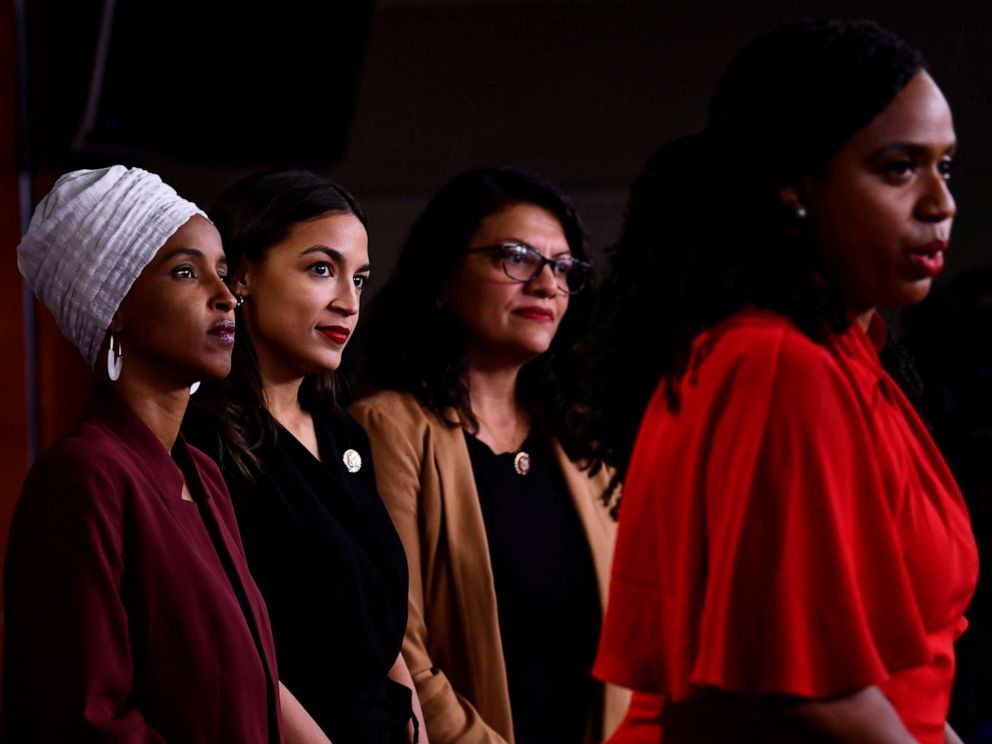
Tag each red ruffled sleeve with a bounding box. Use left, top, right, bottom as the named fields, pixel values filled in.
left=594, top=312, right=933, bottom=700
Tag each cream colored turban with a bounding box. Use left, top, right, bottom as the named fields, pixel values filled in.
left=17, top=165, right=206, bottom=368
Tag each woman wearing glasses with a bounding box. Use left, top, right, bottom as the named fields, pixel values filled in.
left=351, top=166, right=629, bottom=743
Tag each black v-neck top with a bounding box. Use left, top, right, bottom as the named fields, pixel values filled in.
left=464, top=430, right=601, bottom=744
left=185, top=410, right=411, bottom=743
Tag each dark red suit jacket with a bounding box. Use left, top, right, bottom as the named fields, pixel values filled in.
left=2, top=386, right=282, bottom=742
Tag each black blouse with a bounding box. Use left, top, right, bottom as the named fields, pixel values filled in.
left=185, top=410, right=411, bottom=743
left=464, top=430, right=601, bottom=744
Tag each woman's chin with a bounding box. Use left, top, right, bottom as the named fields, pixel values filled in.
left=888, top=278, right=934, bottom=308
left=191, top=359, right=233, bottom=384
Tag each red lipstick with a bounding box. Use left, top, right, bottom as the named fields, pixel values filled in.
left=514, top=306, right=554, bottom=323
left=921, top=239, right=949, bottom=253
left=318, top=325, right=351, bottom=344
left=907, top=239, right=949, bottom=278
left=208, top=320, right=235, bottom=345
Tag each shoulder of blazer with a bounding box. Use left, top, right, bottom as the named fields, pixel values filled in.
left=350, top=390, right=462, bottom=443
left=553, top=439, right=615, bottom=495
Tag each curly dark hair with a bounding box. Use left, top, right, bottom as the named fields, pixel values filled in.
left=189, top=169, right=367, bottom=481
left=353, top=165, right=593, bottom=461
left=585, top=19, right=928, bottom=484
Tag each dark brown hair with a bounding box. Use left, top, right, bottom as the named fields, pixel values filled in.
left=352, top=165, right=593, bottom=461
left=191, top=169, right=367, bottom=481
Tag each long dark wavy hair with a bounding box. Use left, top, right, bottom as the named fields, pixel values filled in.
left=191, top=169, right=367, bottom=481
left=585, top=19, right=928, bottom=487
left=353, top=165, right=593, bottom=461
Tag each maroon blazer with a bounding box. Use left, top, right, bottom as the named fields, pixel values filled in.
left=2, top=387, right=282, bottom=742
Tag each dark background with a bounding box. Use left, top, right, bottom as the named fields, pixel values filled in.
left=2, top=0, right=990, bottom=736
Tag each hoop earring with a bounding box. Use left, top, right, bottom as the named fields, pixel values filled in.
left=107, top=333, right=123, bottom=382
left=190, top=381, right=201, bottom=395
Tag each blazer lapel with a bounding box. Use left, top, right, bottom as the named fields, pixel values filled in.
left=431, top=413, right=514, bottom=730
left=552, top=441, right=616, bottom=605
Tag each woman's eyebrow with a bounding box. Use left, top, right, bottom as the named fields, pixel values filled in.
left=868, top=140, right=958, bottom=160
left=301, top=245, right=370, bottom=272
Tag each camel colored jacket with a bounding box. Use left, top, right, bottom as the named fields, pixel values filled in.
left=350, top=390, right=629, bottom=744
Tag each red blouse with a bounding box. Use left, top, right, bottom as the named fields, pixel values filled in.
left=594, top=308, right=978, bottom=743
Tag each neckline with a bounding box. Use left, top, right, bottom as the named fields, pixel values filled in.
left=464, top=428, right=537, bottom=476
left=464, top=427, right=534, bottom=457
left=89, top=383, right=195, bottom=503
left=275, top=418, right=325, bottom=466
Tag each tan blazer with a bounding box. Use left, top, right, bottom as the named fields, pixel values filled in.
left=350, top=390, right=630, bottom=744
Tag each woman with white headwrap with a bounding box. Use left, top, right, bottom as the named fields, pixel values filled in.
left=2, top=166, right=326, bottom=743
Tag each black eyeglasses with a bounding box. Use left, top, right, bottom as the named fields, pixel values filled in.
left=463, top=241, right=591, bottom=294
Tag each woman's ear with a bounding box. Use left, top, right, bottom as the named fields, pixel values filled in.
left=230, top=267, right=251, bottom=297
left=108, top=311, right=123, bottom=334
left=779, top=183, right=808, bottom=220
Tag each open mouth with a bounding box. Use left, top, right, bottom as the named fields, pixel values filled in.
left=906, top=251, right=943, bottom=278
left=907, top=240, right=948, bottom=278
left=208, top=320, right=236, bottom=344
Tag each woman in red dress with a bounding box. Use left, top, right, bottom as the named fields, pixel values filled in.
left=588, top=19, right=977, bottom=743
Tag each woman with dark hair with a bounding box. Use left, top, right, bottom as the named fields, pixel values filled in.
left=3, top=166, right=294, bottom=741
left=184, top=169, right=423, bottom=743
left=350, top=166, right=629, bottom=743
left=589, top=19, right=977, bottom=743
